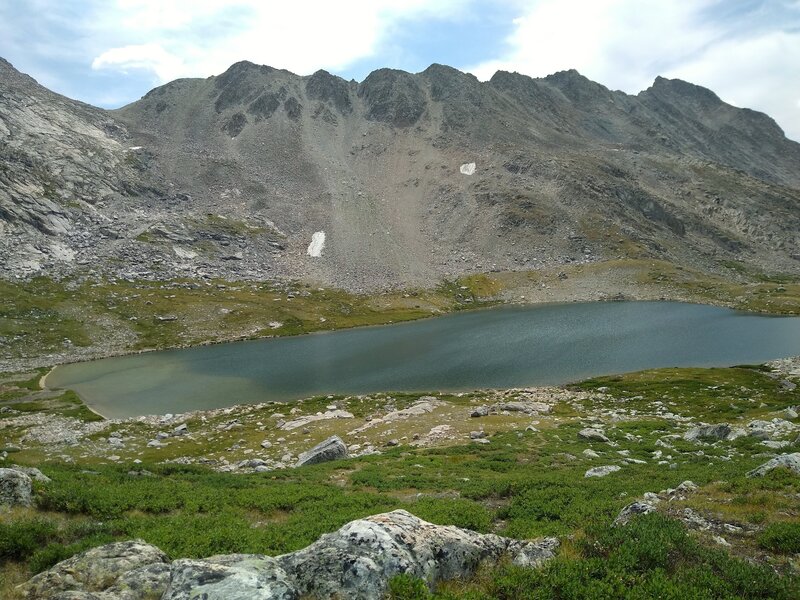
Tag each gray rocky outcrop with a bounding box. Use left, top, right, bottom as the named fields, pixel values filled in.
left=19, top=510, right=558, bottom=599
left=0, top=467, right=32, bottom=506
left=275, top=509, right=557, bottom=598
left=294, top=435, right=348, bottom=467
left=164, top=555, right=294, bottom=600
left=746, top=452, right=800, bottom=477
left=684, top=423, right=731, bottom=442
left=10, top=465, right=51, bottom=483
left=18, top=540, right=169, bottom=599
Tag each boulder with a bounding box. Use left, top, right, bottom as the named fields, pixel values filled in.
left=163, top=555, right=295, bottom=600
left=578, top=428, right=610, bottom=443
left=613, top=501, right=657, bottom=526
left=17, top=540, right=168, bottom=599
left=585, top=465, right=621, bottom=478
left=684, top=423, right=731, bottom=442
left=10, top=465, right=51, bottom=483
left=104, top=562, right=171, bottom=599
left=294, top=436, right=348, bottom=467
left=746, top=452, right=800, bottom=478
left=0, top=467, right=32, bottom=506
left=277, top=509, right=558, bottom=599
left=20, top=512, right=559, bottom=599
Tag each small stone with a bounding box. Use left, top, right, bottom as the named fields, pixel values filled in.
left=585, top=465, right=621, bottom=478
left=613, top=501, right=656, bottom=526
left=469, top=431, right=486, bottom=439
left=578, top=428, right=610, bottom=443
left=260, top=440, right=272, bottom=449
left=470, top=406, right=489, bottom=418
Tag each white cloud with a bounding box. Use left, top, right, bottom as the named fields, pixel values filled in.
left=92, top=43, right=185, bottom=82
left=465, top=0, right=800, bottom=140
left=665, top=30, right=800, bottom=140
left=90, top=0, right=467, bottom=82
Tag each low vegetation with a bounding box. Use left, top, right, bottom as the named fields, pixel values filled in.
left=1, top=361, right=798, bottom=597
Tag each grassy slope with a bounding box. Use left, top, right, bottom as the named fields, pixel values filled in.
left=2, top=259, right=799, bottom=367
left=1, top=365, right=799, bottom=597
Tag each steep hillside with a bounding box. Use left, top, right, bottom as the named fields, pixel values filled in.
left=2, top=58, right=799, bottom=292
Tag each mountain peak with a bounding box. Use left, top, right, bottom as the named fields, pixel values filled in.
left=645, top=76, right=722, bottom=105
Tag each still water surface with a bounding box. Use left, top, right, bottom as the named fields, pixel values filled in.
left=46, top=302, right=800, bottom=418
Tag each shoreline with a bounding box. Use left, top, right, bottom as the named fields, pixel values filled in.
left=23, top=293, right=800, bottom=379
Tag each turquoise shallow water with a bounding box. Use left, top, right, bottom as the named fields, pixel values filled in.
left=46, top=301, right=800, bottom=418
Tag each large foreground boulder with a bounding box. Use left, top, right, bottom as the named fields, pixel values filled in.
left=294, top=435, right=348, bottom=467
left=0, top=467, right=32, bottom=507
left=18, top=540, right=169, bottom=599
left=746, top=452, right=800, bottom=477
left=19, top=510, right=558, bottom=600
left=277, top=509, right=558, bottom=599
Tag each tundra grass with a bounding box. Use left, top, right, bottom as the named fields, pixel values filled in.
left=1, top=364, right=799, bottom=595
left=0, top=275, right=492, bottom=360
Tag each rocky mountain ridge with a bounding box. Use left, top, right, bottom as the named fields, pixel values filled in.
left=1, top=57, right=799, bottom=291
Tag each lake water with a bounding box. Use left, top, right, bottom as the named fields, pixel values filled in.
left=46, top=301, right=800, bottom=418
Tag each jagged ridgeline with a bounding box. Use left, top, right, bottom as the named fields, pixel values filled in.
left=1, top=57, right=799, bottom=290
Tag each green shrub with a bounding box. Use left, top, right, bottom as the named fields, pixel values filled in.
left=0, top=519, right=57, bottom=561
left=388, top=573, right=432, bottom=599
left=758, top=522, right=800, bottom=554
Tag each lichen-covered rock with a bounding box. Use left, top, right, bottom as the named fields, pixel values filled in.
left=163, top=555, right=295, bottom=600
left=104, top=562, right=171, bottom=600
left=19, top=512, right=558, bottom=600
left=10, top=465, right=52, bottom=483
left=684, top=423, right=731, bottom=442
left=585, top=465, right=621, bottom=478
left=278, top=509, right=558, bottom=599
left=18, top=540, right=168, bottom=599
left=0, top=467, right=32, bottom=506
left=613, top=501, right=657, bottom=526
left=294, top=435, right=348, bottom=467
left=746, top=452, right=800, bottom=477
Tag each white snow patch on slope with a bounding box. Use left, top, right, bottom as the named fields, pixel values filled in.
left=460, top=162, right=476, bottom=175
left=307, top=231, right=326, bottom=257
left=173, top=246, right=198, bottom=260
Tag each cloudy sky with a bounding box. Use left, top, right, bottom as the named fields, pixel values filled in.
left=1, top=0, right=798, bottom=140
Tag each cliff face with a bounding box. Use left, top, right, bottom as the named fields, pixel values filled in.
left=2, top=58, right=799, bottom=289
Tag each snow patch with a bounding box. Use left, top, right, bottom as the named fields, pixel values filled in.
left=49, top=242, right=75, bottom=262
left=460, top=162, right=476, bottom=175
left=307, top=231, right=326, bottom=257
left=128, top=146, right=143, bottom=151
left=173, top=246, right=198, bottom=260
